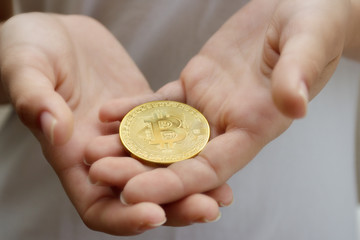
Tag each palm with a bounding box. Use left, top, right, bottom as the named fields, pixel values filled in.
left=184, top=44, right=290, bottom=154
left=110, top=0, right=349, bottom=205
left=115, top=2, right=291, bottom=204
left=45, top=19, right=154, bottom=232
left=1, top=13, right=161, bottom=235
left=1, top=13, right=231, bottom=234
left=39, top=14, right=152, bottom=169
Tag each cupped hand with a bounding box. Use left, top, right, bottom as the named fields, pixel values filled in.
left=94, top=0, right=351, bottom=206
left=0, top=13, right=231, bottom=235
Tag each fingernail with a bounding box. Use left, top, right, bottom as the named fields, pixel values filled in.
left=137, top=218, right=167, bottom=232
left=199, top=212, right=222, bottom=223
left=148, top=218, right=167, bottom=228
left=83, top=158, right=91, bottom=166
left=205, top=212, right=222, bottom=223
left=87, top=175, right=105, bottom=186
left=40, top=111, right=57, bottom=145
left=298, top=81, right=308, bottom=116
left=120, top=192, right=130, bottom=205
left=219, top=198, right=234, bottom=207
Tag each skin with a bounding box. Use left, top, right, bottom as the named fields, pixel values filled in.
left=1, top=0, right=360, bottom=236
left=0, top=13, right=232, bottom=235
left=88, top=0, right=360, bottom=225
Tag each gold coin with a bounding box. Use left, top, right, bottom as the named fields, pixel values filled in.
left=119, top=100, right=210, bottom=164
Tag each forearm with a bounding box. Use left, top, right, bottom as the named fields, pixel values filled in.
left=344, top=0, right=360, bottom=60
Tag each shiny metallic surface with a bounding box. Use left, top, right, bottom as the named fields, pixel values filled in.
left=120, top=101, right=210, bottom=164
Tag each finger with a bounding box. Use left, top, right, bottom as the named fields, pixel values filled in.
left=2, top=63, right=73, bottom=145
left=205, top=183, right=234, bottom=207
left=90, top=160, right=229, bottom=226
left=99, top=94, right=156, bottom=122
left=163, top=193, right=221, bottom=226
left=270, top=12, right=344, bottom=118
left=99, top=80, right=185, bottom=122
left=58, top=160, right=166, bottom=235
left=84, top=134, right=126, bottom=165
left=120, top=129, right=255, bottom=205
left=90, top=157, right=232, bottom=206
left=83, top=199, right=166, bottom=235
left=155, top=80, right=186, bottom=103
left=164, top=183, right=233, bottom=226
left=88, top=156, right=151, bottom=187
left=88, top=153, right=231, bottom=226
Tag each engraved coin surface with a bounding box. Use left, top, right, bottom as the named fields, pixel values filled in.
left=119, top=101, right=210, bottom=164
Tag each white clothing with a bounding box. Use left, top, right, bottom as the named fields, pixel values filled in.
left=1, top=0, right=359, bottom=239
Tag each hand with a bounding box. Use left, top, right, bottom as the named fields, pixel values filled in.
left=93, top=0, right=351, bottom=206
left=0, top=13, right=232, bottom=235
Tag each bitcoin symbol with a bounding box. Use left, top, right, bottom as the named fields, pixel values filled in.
left=119, top=100, right=210, bottom=164
left=145, top=112, right=187, bottom=149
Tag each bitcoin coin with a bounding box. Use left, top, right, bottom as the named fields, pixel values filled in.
left=119, top=100, right=210, bottom=164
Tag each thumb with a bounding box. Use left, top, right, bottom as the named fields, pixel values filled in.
left=3, top=66, right=73, bottom=145
left=99, top=80, right=185, bottom=122
left=269, top=15, right=343, bottom=118
left=155, top=80, right=186, bottom=103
